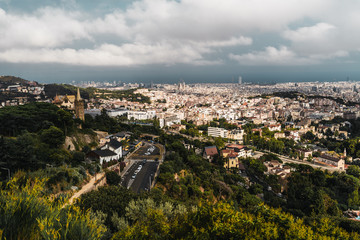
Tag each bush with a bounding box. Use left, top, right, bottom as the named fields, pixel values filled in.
left=106, top=171, right=121, bottom=186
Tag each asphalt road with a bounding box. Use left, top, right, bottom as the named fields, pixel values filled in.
left=136, top=144, right=160, bottom=156
left=121, top=161, right=141, bottom=189
left=121, top=161, right=159, bottom=193
left=131, top=161, right=158, bottom=193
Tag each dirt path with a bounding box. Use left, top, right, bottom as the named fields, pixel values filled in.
left=67, top=172, right=105, bottom=205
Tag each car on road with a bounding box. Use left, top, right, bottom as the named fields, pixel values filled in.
left=132, top=174, right=136, bottom=179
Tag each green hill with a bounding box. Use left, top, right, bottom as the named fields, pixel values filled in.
left=0, top=75, right=35, bottom=85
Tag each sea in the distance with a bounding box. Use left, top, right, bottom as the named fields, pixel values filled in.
left=1, top=62, right=358, bottom=84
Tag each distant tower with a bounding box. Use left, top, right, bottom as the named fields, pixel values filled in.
left=74, top=88, right=85, bottom=121
left=178, top=79, right=185, bottom=91
left=238, top=76, right=242, bottom=85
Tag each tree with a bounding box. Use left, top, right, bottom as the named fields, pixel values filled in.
left=71, top=151, right=85, bottom=166
left=106, top=171, right=121, bottom=186
left=40, top=126, right=65, bottom=148
left=347, top=165, right=360, bottom=178
left=77, top=186, right=135, bottom=228
left=303, top=131, right=315, bottom=141
left=214, top=137, right=225, bottom=149
left=56, top=109, right=74, bottom=135
left=325, top=128, right=334, bottom=138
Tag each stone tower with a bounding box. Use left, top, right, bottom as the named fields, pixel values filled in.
left=74, top=88, right=85, bottom=121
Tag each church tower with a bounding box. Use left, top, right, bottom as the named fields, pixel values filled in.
left=74, top=88, right=85, bottom=121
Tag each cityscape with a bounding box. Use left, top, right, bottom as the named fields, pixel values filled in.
left=2, top=0, right=360, bottom=239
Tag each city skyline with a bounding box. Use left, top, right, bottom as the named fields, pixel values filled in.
left=0, top=0, right=359, bottom=83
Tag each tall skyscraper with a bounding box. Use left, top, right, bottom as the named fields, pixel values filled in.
left=238, top=76, right=242, bottom=85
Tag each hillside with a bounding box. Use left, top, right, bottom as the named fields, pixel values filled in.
left=0, top=75, right=36, bottom=85
left=44, top=84, right=90, bottom=99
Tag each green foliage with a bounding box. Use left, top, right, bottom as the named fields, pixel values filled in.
left=38, top=205, right=107, bottom=240
left=0, top=132, right=72, bottom=172
left=260, top=153, right=282, bottom=162
left=303, top=131, right=316, bottom=141
left=5, top=167, right=87, bottom=195
left=106, top=171, right=121, bottom=186
left=71, top=151, right=85, bottom=166
left=347, top=165, right=360, bottom=178
left=242, top=157, right=267, bottom=177
left=0, top=102, right=74, bottom=136
left=40, top=126, right=65, bottom=148
left=0, top=178, right=106, bottom=240
left=214, top=137, right=225, bottom=149
left=77, top=185, right=136, bottom=229
left=286, top=170, right=358, bottom=216
left=113, top=201, right=359, bottom=239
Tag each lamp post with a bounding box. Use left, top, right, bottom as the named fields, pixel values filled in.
left=1, top=167, right=10, bottom=181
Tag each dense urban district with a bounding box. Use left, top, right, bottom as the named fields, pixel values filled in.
left=3, top=75, right=360, bottom=239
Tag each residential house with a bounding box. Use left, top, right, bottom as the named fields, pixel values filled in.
left=203, top=146, right=218, bottom=162
left=221, top=149, right=239, bottom=169
left=86, top=149, right=118, bottom=165
left=87, top=138, right=123, bottom=164
left=101, top=139, right=123, bottom=158
left=225, top=144, right=253, bottom=158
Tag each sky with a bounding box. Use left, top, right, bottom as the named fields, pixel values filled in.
left=0, top=0, right=359, bottom=84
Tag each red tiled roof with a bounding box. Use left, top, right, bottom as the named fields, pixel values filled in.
left=221, top=149, right=232, bottom=154
left=205, top=146, right=218, bottom=156
left=226, top=144, right=244, bottom=149
left=228, top=152, right=238, bottom=158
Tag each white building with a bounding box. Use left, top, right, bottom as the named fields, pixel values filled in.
left=164, top=115, right=181, bottom=127
left=227, top=129, right=244, bottom=142
left=107, top=108, right=129, bottom=117
left=208, top=127, right=228, bottom=138
left=128, top=110, right=156, bottom=120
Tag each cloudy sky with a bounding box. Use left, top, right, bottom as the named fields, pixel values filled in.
left=0, top=0, right=359, bottom=83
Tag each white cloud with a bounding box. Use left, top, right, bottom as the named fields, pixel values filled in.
left=0, top=0, right=359, bottom=66
left=0, top=43, right=223, bottom=66
left=0, top=8, right=89, bottom=49
left=195, top=37, right=252, bottom=48
left=229, top=46, right=318, bottom=65
left=283, top=23, right=336, bottom=43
